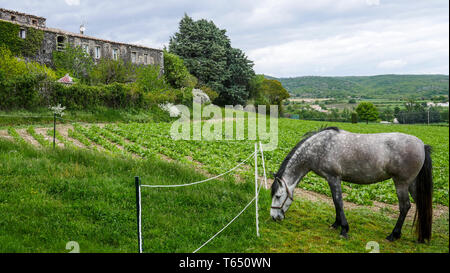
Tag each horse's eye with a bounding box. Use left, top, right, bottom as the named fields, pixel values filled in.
left=275, top=195, right=281, bottom=199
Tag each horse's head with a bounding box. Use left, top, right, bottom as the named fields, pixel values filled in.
left=270, top=173, right=294, bottom=221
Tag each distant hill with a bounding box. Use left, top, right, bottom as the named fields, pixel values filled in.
left=265, top=74, right=449, bottom=99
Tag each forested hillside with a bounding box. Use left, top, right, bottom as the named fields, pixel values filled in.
left=267, top=74, right=449, bottom=99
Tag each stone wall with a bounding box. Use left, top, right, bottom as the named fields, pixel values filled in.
left=36, top=29, right=163, bottom=71
left=0, top=8, right=46, bottom=28
left=0, top=8, right=163, bottom=72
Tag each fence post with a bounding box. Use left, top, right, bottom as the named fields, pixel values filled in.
left=254, top=143, right=259, bottom=237
left=259, top=141, right=268, bottom=189
left=53, top=113, right=56, bottom=149
left=135, top=176, right=142, bottom=253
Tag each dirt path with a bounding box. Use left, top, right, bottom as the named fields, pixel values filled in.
left=0, top=130, right=13, bottom=141
left=57, top=124, right=86, bottom=148
left=34, top=127, right=64, bottom=148
left=16, top=129, right=40, bottom=147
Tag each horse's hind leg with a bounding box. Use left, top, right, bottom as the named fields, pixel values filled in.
left=387, top=181, right=411, bottom=242
left=327, top=176, right=349, bottom=238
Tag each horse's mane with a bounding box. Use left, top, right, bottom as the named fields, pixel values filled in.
left=272, top=126, right=339, bottom=197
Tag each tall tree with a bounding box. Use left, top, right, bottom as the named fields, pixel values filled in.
left=169, top=14, right=254, bottom=105
left=355, top=102, right=379, bottom=124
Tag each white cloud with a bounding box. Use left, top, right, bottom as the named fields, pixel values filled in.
left=366, top=0, right=380, bottom=6
left=64, top=0, right=80, bottom=6
left=0, top=0, right=447, bottom=76
left=377, top=59, right=407, bottom=69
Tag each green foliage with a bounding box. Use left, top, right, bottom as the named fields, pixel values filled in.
left=0, top=47, right=56, bottom=110
left=379, top=106, right=394, bottom=122
left=259, top=78, right=290, bottom=106
left=271, top=74, right=449, bottom=99
left=163, top=50, right=196, bottom=89
left=20, top=27, right=44, bottom=57
left=199, top=85, right=219, bottom=102
left=355, top=102, right=379, bottom=123
left=135, top=64, right=167, bottom=93
left=0, top=21, right=43, bottom=57
left=89, top=58, right=136, bottom=85
left=351, top=112, right=358, bottom=123
left=248, top=75, right=289, bottom=114
left=169, top=14, right=254, bottom=105
left=52, top=43, right=94, bottom=83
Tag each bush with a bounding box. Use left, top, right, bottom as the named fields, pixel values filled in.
left=135, top=64, right=167, bottom=93
left=52, top=43, right=94, bottom=83
left=163, top=50, right=197, bottom=89
left=89, top=58, right=136, bottom=85
left=0, top=46, right=56, bottom=110
left=198, top=85, right=219, bottom=103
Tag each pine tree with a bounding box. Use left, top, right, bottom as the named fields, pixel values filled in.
left=169, top=14, right=254, bottom=105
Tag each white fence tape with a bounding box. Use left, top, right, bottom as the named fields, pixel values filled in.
left=136, top=142, right=268, bottom=253
left=140, top=150, right=256, bottom=188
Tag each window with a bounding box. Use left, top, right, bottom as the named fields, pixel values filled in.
left=143, top=54, right=148, bottom=64
left=11, top=15, right=16, bottom=21
left=32, top=19, right=37, bottom=25
left=113, top=49, right=119, bottom=60
left=57, top=36, right=65, bottom=51
left=131, top=52, right=137, bottom=63
left=19, top=29, right=26, bottom=39
left=95, top=46, right=101, bottom=59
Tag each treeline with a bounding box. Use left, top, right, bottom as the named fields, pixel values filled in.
left=269, top=74, right=449, bottom=99
left=285, top=100, right=448, bottom=124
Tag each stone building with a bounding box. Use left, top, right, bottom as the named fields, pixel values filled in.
left=0, top=8, right=163, bottom=71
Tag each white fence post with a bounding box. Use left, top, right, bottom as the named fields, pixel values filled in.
left=135, top=176, right=142, bottom=253
left=254, top=143, right=260, bottom=237
left=259, top=141, right=268, bottom=189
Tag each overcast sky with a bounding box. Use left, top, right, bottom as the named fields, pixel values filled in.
left=1, top=0, right=448, bottom=77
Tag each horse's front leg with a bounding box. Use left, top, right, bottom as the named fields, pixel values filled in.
left=327, top=176, right=349, bottom=238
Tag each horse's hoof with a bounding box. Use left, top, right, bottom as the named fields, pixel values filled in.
left=330, top=222, right=339, bottom=229
left=340, top=233, right=348, bottom=239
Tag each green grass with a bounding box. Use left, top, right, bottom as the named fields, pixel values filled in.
left=0, top=138, right=447, bottom=253
left=0, top=106, right=174, bottom=129
left=254, top=200, right=449, bottom=253
left=0, top=138, right=264, bottom=253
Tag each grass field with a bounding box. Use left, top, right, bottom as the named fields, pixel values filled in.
left=0, top=138, right=447, bottom=253
left=0, top=114, right=448, bottom=253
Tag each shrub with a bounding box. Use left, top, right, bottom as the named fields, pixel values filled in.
left=89, top=58, right=136, bottom=85
left=52, top=43, right=94, bottom=83
left=163, top=50, right=197, bottom=88
left=198, top=85, right=219, bottom=103
left=135, top=64, right=167, bottom=93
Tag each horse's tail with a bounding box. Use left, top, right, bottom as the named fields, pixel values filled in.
left=414, top=144, right=433, bottom=243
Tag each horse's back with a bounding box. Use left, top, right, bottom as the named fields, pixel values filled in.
left=319, top=130, right=425, bottom=184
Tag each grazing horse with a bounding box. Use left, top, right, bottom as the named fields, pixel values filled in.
left=270, top=127, right=433, bottom=243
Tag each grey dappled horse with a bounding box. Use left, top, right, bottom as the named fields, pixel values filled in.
left=271, top=127, right=433, bottom=243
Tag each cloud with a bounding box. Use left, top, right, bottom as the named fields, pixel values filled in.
left=64, top=0, right=80, bottom=6
left=0, top=0, right=447, bottom=76
left=377, top=59, right=407, bottom=69
left=366, top=0, right=380, bottom=6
